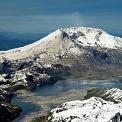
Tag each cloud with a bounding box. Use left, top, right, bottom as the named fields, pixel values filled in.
left=0, top=13, right=84, bottom=33
left=0, top=0, right=122, bottom=34
left=0, top=12, right=122, bottom=34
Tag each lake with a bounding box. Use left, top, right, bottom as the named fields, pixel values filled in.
left=11, top=78, right=122, bottom=122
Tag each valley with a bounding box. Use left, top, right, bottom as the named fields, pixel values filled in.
left=12, top=78, right=122, bottom=122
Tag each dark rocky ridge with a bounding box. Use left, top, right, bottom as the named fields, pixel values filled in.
left=0, top=88, right=22, bottom=122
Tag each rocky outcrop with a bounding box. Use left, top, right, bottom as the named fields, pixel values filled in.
left=0, top=102, right=22, bottom=122
left=85, top=88, right=122, bottom=103
left=0, top=88, right=12, bottom=103
left=0, top=88, right=22, bottom=122
left=0, top=59, right=70, bottom=91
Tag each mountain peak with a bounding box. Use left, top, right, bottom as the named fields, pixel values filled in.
left=0, top=27, right=121, bottom=62
left=60, top=27, right=122, bottom=49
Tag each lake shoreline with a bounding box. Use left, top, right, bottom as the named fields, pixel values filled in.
left=11, top=78, right=122, bottom=122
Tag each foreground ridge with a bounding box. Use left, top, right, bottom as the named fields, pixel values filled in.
left=47, top=97, right=122, bottom=122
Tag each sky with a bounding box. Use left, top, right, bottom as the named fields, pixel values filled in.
left=0, top=0, right=122, bottom=34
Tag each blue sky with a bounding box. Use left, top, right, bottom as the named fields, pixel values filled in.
left=0, top=0, right=122, bottom=34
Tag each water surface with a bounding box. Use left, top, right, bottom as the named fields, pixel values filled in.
left=12, top=78, right=122, bottom=122
left=34, top=79, right=121, bottom=96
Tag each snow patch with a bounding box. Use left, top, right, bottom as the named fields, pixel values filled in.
left=103, top=88, right=122, bottom=103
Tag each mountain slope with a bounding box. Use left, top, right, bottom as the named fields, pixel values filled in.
left=0, top=27, right=121, bottom=63
left=0, top=27, right=121, bottom=80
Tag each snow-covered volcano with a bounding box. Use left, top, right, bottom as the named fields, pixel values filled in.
left=0, top=27, right=121, bottom=63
